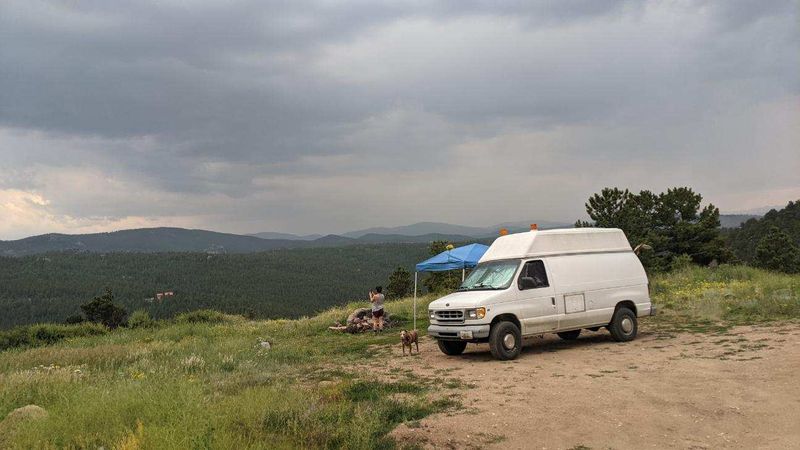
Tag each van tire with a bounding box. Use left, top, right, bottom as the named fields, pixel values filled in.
left=437, top=340, right=467, bottom=356
left=609, top=307, right=638, bottom=342
left=489, top=321, right=522, bottom=360
left=557, top=329, right=581, bottom=340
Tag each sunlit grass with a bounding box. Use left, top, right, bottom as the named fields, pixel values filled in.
left=0, top=295, right=441, bottom=449
left=651, top=264, right=800, bottom=326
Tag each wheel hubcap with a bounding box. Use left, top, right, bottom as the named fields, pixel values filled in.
left=503, top=333, right=516, bottom=350
left=621, top=317, right=633, bottom=334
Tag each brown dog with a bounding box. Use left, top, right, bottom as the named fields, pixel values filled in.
left=400, top=330, right=419, bottom=356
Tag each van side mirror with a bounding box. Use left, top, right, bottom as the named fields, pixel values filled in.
left=518, top=277, right=537, bottom=290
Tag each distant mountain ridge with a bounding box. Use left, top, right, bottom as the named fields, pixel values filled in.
left=0, top=228, right=297, bottom=257
left=248, top=232, right=322, bottom=240
left=1, top=215, right=758, bottom=257
left=719, top=214, right=761, bottom=229
left=341, top=220, right=569, bottom=238
left=0, top=227, right=477, bottom=257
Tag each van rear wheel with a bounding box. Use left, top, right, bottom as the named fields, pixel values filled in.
left=557, top=329, right=581, bottom=340
left=437, top=340, right=467, bottom=356
left=489, top=321, right=522, bottom=360
left=609, top=307, right=638, bottom=342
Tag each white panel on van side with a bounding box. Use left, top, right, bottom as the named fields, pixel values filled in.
left=564, top=293, right=586, bottom=314
left=545, top=252, right=647, bottom=295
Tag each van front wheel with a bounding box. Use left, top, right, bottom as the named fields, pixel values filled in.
left=489, top=321, right=522, bottom=360
left=437, top=340, right=467, bottom=356
left=609, top=307, right=638, bottom=342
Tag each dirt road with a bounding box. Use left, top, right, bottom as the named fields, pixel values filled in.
left=383, top=321, right=800, bottom=450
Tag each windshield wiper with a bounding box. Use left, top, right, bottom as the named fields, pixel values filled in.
left=461, top=282, right=501, bottom=291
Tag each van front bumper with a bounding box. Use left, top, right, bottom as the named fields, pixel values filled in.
left=428, top=324, right=491, bottom=341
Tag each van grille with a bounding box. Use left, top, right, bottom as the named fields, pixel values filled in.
left=435, top=310, right=464, bottom=324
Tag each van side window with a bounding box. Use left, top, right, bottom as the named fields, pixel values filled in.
left=518, top=260, right=549, bottom=290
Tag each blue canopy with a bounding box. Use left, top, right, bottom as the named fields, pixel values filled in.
left=415, top=243, right=489, bottom=272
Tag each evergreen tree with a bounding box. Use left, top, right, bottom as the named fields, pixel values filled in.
left=754, top=227, right=800, bottom=273
left=385, top=266, right=414, bottom=299
left=578, top=187, right=731, bottom=270
left=726, top=200, right=800, bottom=263
left=80, top=288, right=128, bottom=329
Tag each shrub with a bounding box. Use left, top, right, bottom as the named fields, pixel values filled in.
left=754, top=227, right=800, bottom=273
left=128, top=310, right=154, bottom=329
left=670, top=254, right=694, bottom=271
left=80, top=288, right=127, bottom=329
left=175, top=309, right=228, bottom=324
left=0, top=327, right=32, bottom=350
left=63, top=314, right=85, bottom=324
left=0, top=322, right=108, bottom=351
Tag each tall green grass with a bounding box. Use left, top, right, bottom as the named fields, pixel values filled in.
left=0, top=295, right=441, bottom=449
left=651, top=264, right=800, bottom=324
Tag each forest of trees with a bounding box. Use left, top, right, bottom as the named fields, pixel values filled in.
left=725, top=200, right=800, bottom=272
left=0, top=244, right=432, bottom=329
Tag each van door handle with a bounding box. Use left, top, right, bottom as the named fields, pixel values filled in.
left=551, top=297, right=555, bottom=306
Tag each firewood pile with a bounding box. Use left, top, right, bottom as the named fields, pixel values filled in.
left=328, top=308, right=393, bottom=333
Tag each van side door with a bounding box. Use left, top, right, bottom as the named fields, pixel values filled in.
left=516, top=260, right=558, bottom=335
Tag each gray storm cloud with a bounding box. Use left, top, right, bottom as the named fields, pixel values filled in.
left=0, top=0, right=798, bottom=239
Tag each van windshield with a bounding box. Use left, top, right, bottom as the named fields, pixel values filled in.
left=458, top=260, right=520, bottom=291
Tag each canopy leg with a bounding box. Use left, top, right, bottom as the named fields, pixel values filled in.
left=413, top=272, right=418, bottom=330
left=462, top=268, right=465, bottom=282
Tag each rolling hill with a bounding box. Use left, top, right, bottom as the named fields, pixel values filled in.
left=0, top=228, right=300, bottom=257
left=719, top=214, right=761, bottom=229
left=1, top=214, right=763, bottom=257
left=0, top=228, right=480, bottom=257
left=248, top=231, right=323, bottom=240
left=341, top=220, right=568, bottom=238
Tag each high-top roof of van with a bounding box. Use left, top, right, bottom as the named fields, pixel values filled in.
left=479, top=228, right=632, bottom=262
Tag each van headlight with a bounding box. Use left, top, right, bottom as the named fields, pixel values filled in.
left=429, top=310, right=436, bottom=319
left=466, top=307, right=486, bottom=320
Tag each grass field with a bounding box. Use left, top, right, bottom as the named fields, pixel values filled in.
left=1, top=265, right=798, bottom=449
left=650, top=264, right=800, bottom=331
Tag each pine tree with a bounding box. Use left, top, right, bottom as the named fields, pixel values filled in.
left=80, top=288, right=128, bottom=329
left=579, top=186, right=731, bottom=270
left=386, top=267, right=414, bottom=299
left=754, top=227, right=800, bottom=273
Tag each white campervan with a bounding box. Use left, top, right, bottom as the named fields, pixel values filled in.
left=427, top=228, right=654, bottom=360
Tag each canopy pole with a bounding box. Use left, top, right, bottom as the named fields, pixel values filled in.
left=413, top=271, right=418, bottom=330
left=462, top=268, right=465, bottom=282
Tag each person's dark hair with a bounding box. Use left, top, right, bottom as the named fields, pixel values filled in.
left=375, top=286, right=382, bottom=294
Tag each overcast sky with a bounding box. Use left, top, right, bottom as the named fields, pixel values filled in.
left=1, top=1, right=798, bottom=239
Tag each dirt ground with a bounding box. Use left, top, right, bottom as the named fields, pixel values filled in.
left=382, top=320, right=800, bottom=450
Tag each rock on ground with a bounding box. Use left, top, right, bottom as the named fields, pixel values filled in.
left=5, top=405, right=48, bottom=422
